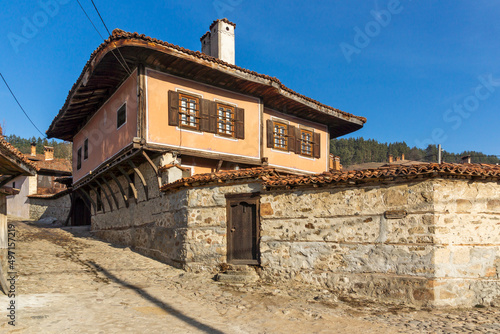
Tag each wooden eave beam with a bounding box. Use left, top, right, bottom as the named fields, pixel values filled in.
left=88, top=183, right=105, bottom=213
left=118, top=166, right=138, bottom=203
left=109, top=172, right=129, bottom=208
left=128, top=160, right=148, bottom=200
left=93, top=179, right=114, bottom=212
left=77, top=188, right=96, bottom=215
left=142, top=150, right=161, bottom=189
left=100, top=176, right=120, bottom=210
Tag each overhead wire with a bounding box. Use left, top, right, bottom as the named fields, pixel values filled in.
left=75, top=0, right=132, bottom=75
left=89, top=0, right=133, bottom=74
left=0, top=72, right=46, bottom=138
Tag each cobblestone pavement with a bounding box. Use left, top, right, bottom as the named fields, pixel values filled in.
left=1, top=217, right=500, bottom=333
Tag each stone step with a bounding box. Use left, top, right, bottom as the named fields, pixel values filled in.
left=216, top=265, right=260, bottom=284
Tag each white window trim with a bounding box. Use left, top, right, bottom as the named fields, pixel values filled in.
left=214, top=134, right=238, bottom=142
left=116, top=102, right=127, bottom=130
left=271, top=148, right=291, bottom=155
left=175, top=127, right=204, bottom=135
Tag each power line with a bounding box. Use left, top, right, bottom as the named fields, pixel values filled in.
left=89, top=0, right=133, bottom=74
left=0, top=72, right=46, bottom=138
left=75, top=0, right=132, bottom=75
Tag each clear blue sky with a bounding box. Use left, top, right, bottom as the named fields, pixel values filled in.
left=1, top=0, right=499, bottom=155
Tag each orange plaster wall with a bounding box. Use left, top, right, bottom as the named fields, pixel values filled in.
left=263, top=108, right=329, bottom=174
left=73, top=70, right=138, bottom=182
left=146, top=69, right=261, bottom=159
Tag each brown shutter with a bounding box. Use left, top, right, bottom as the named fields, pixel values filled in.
left=168, top=90, right=179, bottom=126
left=200, top=99, right=210, bottom=132
left=208, top=101, right=217, bottom=133
left=266, top=119, right=274, bottom=148
left=313, top=132, right=321, bottom=158
left=295, top=127, right=301, bottom=154
left=287, top=125, right=295, bottom=153
left=234, top=108, right=245, bottom=139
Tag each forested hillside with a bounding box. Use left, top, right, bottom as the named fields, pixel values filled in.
left=4, top=135, right=72, bottom=160
left=331, top=138, right=500, bottom=167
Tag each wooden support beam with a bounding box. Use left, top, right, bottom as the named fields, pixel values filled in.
left=88, top=183, right=105, bottom=213
left=128, top=160, right=148, bottom=200
left=118, top=166, right=138, bottom=203
left=109, top=172, right=129, bottom=208
left=142, top=150, right=162, bottom=189
left=77, top=188, right=96, bottom=215
left=94, top=179, right=114, bottom=212
left=0, top=175, right=17, bottom=188
left=216, top=159, right=223, bottom=172
left=100, top=177, right=120, bottom=210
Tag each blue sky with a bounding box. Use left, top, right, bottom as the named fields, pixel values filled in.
left=1, top=0, right=499, bottom=155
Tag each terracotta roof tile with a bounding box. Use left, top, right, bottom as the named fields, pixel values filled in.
left=34, top=158, right=72, bottom=174
left=265, top=163, right=500, bottom=188
left=0, top=136, right=38, bottom=171
left=48, top=29, right=366, bottom=137
left=160, top=167, right=278, bottom=192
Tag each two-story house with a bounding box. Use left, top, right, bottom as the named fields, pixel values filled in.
left=46, top=19, right=366, bottom=262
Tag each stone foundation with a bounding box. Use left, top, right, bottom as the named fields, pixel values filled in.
left=88, top=158, right=500, bottom=307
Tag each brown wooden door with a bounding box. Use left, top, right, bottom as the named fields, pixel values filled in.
left=73, top=197, right=91, bottom=226
left=226, top=194, right=260, bottom=264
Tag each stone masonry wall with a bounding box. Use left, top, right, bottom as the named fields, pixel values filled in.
left=28, top=194, right=71, bottom=223
left=432, top=179, right=500, bottom=307
left=259, top=181, right=437, bottom=306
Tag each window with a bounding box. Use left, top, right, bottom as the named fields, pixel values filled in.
left=179, top=94, right=199, bottom=130
left=77, top=147, right=82, bottom=170
left=84, top=138, right=89, bottom=160
left=299, top=129, right=313, bottom=156
left=217, top=103, right=234, bottom=137
left=12, top=182, right=15, bottom=189
left=273, top=122, right=288, bottom=150
left=266, top=119, right=321, bottom=158
left=168, top=91, right=245, bottom=139
left=117, top=104, right=126, bottom=129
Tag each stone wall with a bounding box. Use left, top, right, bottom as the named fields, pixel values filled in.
left=90, top=156, right=262, bottom=270
left=88, top=161, right=500, bottom=307
left=28, top=194, right=71, bottom=223
left=259, top=179, right=500, bottom=307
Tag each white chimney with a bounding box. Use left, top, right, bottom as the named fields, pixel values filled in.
left=200, top=19, right=236, bottom=65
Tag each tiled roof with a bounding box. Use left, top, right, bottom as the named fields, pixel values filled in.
left=158, top=164, right=192, bottom=172
left=0, top=136, right=38, bottom=171
left=48, top=29, right=366, bottom=137
left=35, top=159, right=72, bottom=174
left=160, top=167, right=278, bottom=192
left=26, top=154, right=72, bottom=173
left=265, top=163, right=500, bottom=188
left=28, top=188, right=71, bottom=199
left=160, top=163, right=500, bottom=192
left=209, top=18, right=236, bottom=30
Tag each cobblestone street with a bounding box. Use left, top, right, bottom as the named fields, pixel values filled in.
left=1, top=217, right=500, bottom=333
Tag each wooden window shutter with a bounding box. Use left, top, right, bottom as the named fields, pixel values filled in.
left=287, top=124, right=295, bottom=153
left=266, top=119, right=274, bottom=148
left=208, top=101, right=217, bottom=133
left=200, top=99, right=210, bottom=132
left=168, top=90, right=179, bottom=126
left=295, top=127, right=301, bottom=154
left=234, top=108, right=245, bottom=139
left=313, top=132, right=321, bottom=158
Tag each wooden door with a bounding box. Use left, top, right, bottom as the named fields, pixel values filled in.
left=226, top=194, right=260, bottom=265
left=73, top=197, right=91, bottom=226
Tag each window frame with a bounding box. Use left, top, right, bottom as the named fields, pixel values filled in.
left=178, top=93, right=200, bottom=131
left=117, top=103, right=127, bottom=130
left=273, top=121, right=288, bottom=151
left=77, top=147, right=82, bottom=170
left=216, top=103, right=235, bottom=138
left=83, top=138, right=89, bottom=160
left=299, top=129, right=314, bottom=157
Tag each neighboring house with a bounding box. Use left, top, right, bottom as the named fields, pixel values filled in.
left=5, top=142, right=72, bottom=221
left=0, top=130, right=37, bottom=246
left=345, top=154, right=427, bottom=171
